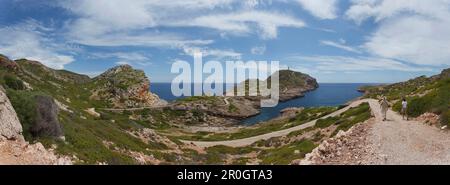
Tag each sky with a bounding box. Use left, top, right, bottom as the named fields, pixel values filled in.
left=0, top=0, right=449, bottom=83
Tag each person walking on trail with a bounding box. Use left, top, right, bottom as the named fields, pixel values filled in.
left=380, top=96, right=389, bottom=121
left=401, top=98, right=408, bottom=121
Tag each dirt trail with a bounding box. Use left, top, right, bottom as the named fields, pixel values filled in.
left=365, top=100, right=450, bottom=164
left=181, top=99, right=371, bottom=147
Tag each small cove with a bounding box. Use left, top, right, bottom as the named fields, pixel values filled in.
left=151, top=83, right=373, bottom=125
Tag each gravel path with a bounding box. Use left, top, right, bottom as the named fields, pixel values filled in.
left=302, top=99, right=450, bottom=165
left=367, top=100, right=450, bottom=164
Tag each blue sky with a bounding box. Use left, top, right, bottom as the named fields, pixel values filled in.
left=0, top=0, right=449, bottom=83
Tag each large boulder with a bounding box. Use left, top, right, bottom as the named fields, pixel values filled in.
left=0, top=86, right=23, bottom=140
left=30, top=96, right=63, bottom=138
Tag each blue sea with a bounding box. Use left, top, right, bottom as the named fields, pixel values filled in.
left=150, top=83, right=373, bottom=125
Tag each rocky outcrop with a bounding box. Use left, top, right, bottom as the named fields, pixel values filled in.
left=91, top=65, right=166, bottom=108
left=0, top=55, right=19, bottom=71
left=416, top=112, right=440, bottom=126
left=298, top=118, right=377, bottom=165
left=0, top=85, right=23, bottom=141
left=269, top=70, right=319, bottom=101
left=438, top=68, right=450, bottom=79
left=0, top=138, right=72, bottom=165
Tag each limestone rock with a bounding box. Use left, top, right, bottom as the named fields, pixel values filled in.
left=91, top=65, right=166, bottom=108
left=0, top=86, right=23, bottom=141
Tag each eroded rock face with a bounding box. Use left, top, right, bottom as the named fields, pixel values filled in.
left=0, top=86, right=23, bottom=141
left=91, top=65, right=166, bottom=108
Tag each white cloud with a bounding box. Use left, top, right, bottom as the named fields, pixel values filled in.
left=167, top=11, right=305, bottom=39
left=116, top=61, right=131, bottom=66
left=0, top=20, right=74, bottom=69
left=67, top=30, right=213, bottom=48
left=60, top=1, right=305, bottom=43
left=346, top=0, right=450, bottom=67
left=91, top=52, right=152, bottom=66
left=251, top=45, right=266, bottom=55
left=346, top=0, right=450, bottom=24
left=286, top=55, right=433, bottom=72
left=182, top=46, right=242, bottom=60
left=295, top=0, right=338, bottom=19
left=320, top=40, right=361, bottom=54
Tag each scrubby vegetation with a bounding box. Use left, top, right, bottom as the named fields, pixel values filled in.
left=258, top=139, right=316, bottom=164
left=5, top=90, right=42, bottom=140
left=3, top=74, right=25, bottom=90
left=177, top=106, right=337, bottom=141
left=363, top=69, right=450, bottom=127
left=0, top=55, right=374, bottom=164
left=332, top=103, right=371, bottom=136
left=313, top=102, right=372, bottom=136
left=1, top=58, right=176, bottom=164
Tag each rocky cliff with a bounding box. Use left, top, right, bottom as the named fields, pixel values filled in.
left=0, top=85, right=23, bottom=141
left=90, top=65, right=166, bottom=108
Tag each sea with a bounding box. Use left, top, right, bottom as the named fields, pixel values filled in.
left=150, top=83, right=374, bottom=125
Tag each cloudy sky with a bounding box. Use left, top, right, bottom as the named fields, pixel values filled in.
left=0, top=0, right=449, bottom=83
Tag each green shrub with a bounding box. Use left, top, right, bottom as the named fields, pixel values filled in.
left=315, top=116, right=339, bottom=128
left=332, top=103, right=371, bottom=136
left=4, top=75, right=25, bottom=90
left=228, top=103, right=238, bottom=112
left=259, top=139, right=316, bottom=164
left=5, top=90, right=42, bottom=139
left=407, top=96, right=432, bottom=117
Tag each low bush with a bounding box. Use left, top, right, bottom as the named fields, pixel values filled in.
left=4, top=74, right=25, bottom=90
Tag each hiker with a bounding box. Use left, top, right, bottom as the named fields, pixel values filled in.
left=401, top=98, right=408, bottom=120
left=379, top=96, right=389, bottom=121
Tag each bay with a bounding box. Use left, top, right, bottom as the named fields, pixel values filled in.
left=150, top=83, right=374, bottom=125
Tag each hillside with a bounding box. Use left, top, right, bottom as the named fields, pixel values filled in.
left=0, top=55, right=374, bottom=164
left=0, top=56, right=178, bottom=164
left=230, top=69, right=319, bottom=101
left=360, top=68, right=449, bottom=128
left=90, top=65, right=166, bottom=108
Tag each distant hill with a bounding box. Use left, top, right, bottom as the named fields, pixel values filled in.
left=230, top=69, right=319, bottom=101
